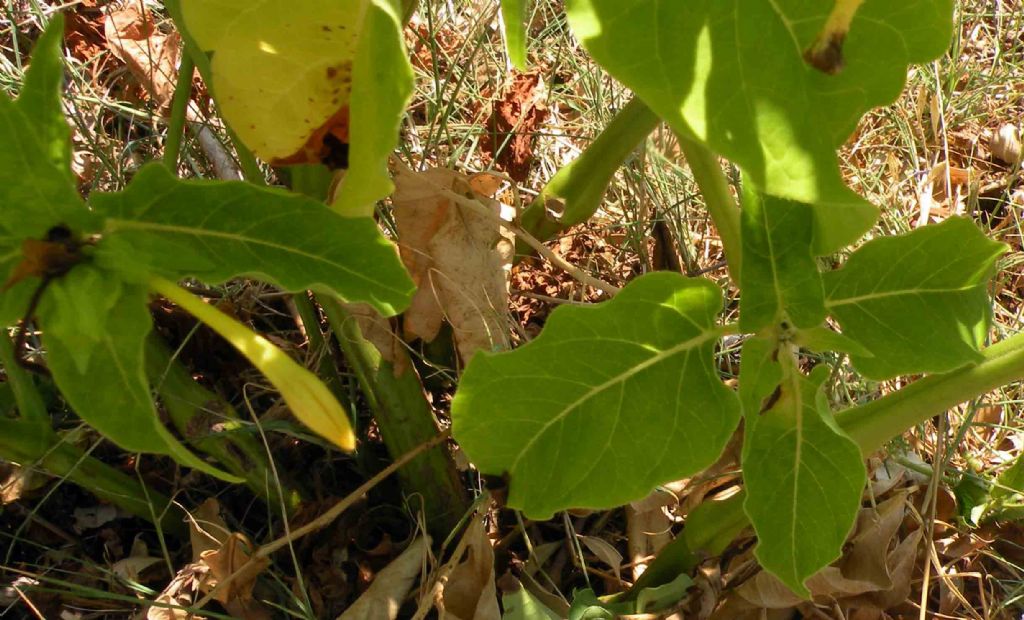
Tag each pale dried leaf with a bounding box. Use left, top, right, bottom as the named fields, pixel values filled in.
left=338, top=536, right=429, bottom=620
left=189, top=498, right=230, bottom=561
left=579, top=535, right=624, bottom=582
left=104, top=3, right=181, bottom=110
left=627, top=489, right=675, bottom=580
left=439, top=518, right=500, bottom=620
left=392, top=167, right=511, bottom=362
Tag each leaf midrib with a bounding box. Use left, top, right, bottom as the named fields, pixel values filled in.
left=104, top=218, right=408, bottom=296
left=508, top=327, right=723, bottom=474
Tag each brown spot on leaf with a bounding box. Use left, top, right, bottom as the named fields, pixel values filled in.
left=270, top=106, right=351, bottom=168
left=804, top=31, right=847, bottom=75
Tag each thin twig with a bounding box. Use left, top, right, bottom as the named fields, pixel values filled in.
left=390, top=157, right=621, bottom=297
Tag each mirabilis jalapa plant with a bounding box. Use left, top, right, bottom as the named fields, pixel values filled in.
left=3, top=0, right=1023, bottom=603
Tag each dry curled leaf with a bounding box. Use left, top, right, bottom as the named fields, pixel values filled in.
left=338, top=536, right=430, bottom=620
left=481, top=71, right=549, bottom=183
left=392, top=167, right=512, bottom=363
left=438, top=518, right=500, bottom=620
left=104, top=3, right=181, bottom=111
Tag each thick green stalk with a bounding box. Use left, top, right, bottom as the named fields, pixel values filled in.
left=144, top=335, right=304, bottom=513
left=0, top=338, right=185, bottom=534
left=319, top=296, right=469, bottom=538
left=675, top=134, right=743, bottom=280
left=518, top=97, right=660, bottom=248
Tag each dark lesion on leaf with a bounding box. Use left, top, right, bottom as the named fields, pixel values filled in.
left=803, top=31, right=847, bottom=75
left=4, top=224, right=92, bottom=377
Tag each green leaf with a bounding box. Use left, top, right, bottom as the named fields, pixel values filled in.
left=502, top=585, right=561, bottom=620
left=452, top=272, right=740, bottom=518
left=36, top=265, right=122, bottom=374
left=742, top=365, right=865, bottom=597
left=740, top=186, right=825, bottom=333
left=43, top=284, right=241, bottom=482
left=93, top=163, right=414, bottom=316
left=738, top=336, right=783, bottom=418
left=0, top=18, right=92, bottom=241
left=334, top=0, right=414, bottom=216
left=824, top=217, right=1007, bottom=380
left=501, top=0, right=528, bottom=70
left=794, top=325, right=873, bottom=358
left=181, top=0, right=413, bottom=216
left=565, top=0, right=953, bottom=253
left=18, top=15, right=71, bottom=174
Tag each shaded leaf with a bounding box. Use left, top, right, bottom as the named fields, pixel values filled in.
left=793, top=325, right=872, bottom=357
left=565, top=0, right=954, bottom=253
left=824, top=217, right=1006, bottom=380
left=93, top=163, right=414, bottom=316
left=740, top=188, right=824, bottom=333
left=341, top=536, right=430, bottom=620
left=43, top=283, right=240, bottom=481
left=36, top=264, right=121, bottom=373
left=742, top=366, right=865, bottom=596
left=18, top=14, right=71, bottom=172
left=453, top=272, right=740, bottom=518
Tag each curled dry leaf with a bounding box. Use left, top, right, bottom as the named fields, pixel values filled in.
left=436, top=518, right=500, bottom=620
left=148, top=499, right=271, bottom=620
left=104, top=3, right=181, bottom=111
left=392, top=167, right=512, bottom=363
left=481, top=71, right=549, bottom=183
left=991, top=124, right=1022, bottom=165
left=716, top=493, right=920, bottom=617
left=337, top=536, right=430, bottom=620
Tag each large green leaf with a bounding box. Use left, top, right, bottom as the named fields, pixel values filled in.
left=92, top=163, right=414, bottom=316
left=742, top=365, right=865, bottom=596
left=0, top=16, right=92, bottom=242
left=43, top=283, right=240, bottom=482
left=824, top=217, right=1006, bottom=380
left=181, top=0, right=413, bottom=216
left=36, top=264, right=122, bottom=374
left=738, top=335, right=783, bottom=417
left=452, top=272, right=741, bottom=518
left=565, top=0, right=953, bottom=253
left=740, top=186, right=825, bottom=333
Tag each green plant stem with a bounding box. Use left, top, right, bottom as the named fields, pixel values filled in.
left=837, top=330, right=1024, bottom=453
left=163, top=0, right=264, bottom=184
left=319, top=295, right=469, bottom=538
left=144, top=335, right=304, bottom=513
left=632, top=330, right=1024, bottom=596
left=0, top=338, right=185, bottom=534
left=163, top=53, right=195, bottom=169
left=517, top=97, right=660, bottom=250
left=675, top=134, right=743, bottom=280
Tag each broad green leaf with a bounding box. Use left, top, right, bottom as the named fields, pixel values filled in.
left=565, top=0, right=954, bottom=253
left=0, top=17, right=92, bottom=241
left=501, top=0, right=528, bottom=70
left=743, top=365, right=865, bottom=597
left=43, top=284, right=241, bottom=482
left=181, top=0, right=413, bottom=216
left=824, top=217, right=1006, bottom=380
left=793, top=325, right=872, bottom=358
left=740, top=186, right=825, bottom=333
left=92, top=163, right=414, bottom=316
left=18, top=15, right=71, bottom=173
left=36, top=265, right=121, bottom=374
left=452, top=272, right=741, bottom=518
left=502, top=585, right=561, bottom=620
left=738, top=336, right=782, bottom=417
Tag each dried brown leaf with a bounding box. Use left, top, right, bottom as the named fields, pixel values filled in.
left=439, top=518, right=500, bottom=620
left=392, top=167, right=511, bottom=362
left=104, top=3, right=181, bottom=110
left=338, top=536, right=429, bottom=620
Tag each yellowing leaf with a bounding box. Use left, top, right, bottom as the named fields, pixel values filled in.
left=181, top=0, right=413, bottom=215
